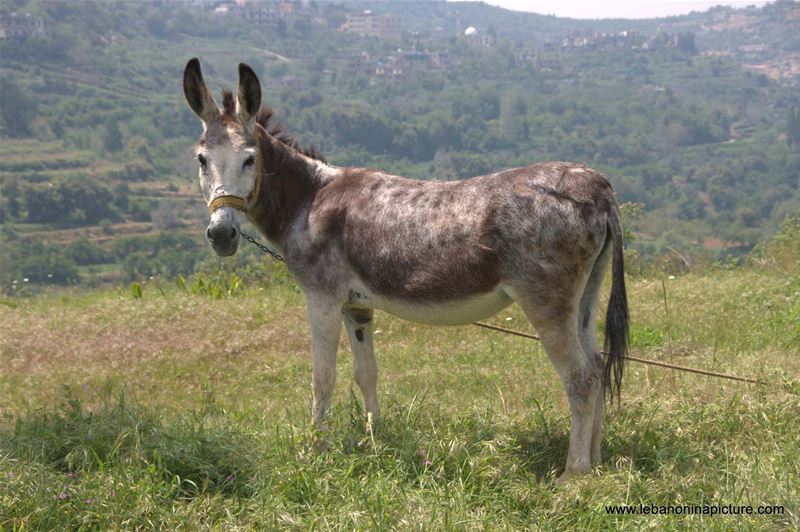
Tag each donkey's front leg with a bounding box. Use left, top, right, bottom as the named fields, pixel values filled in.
left=307, top=295, right=342, bottom=428
left=343, top=308, right=379, bottom=423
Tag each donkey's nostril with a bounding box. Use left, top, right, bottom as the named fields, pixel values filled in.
left=207, top=223, right=237, bottom=243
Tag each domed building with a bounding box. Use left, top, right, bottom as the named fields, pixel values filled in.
left=463, top=25, right=496, bottom=47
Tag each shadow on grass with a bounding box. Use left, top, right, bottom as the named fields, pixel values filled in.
left=333, top=394, right=694, bottom=485
left=0, top=386, right=258, bottom=499
left=325, top=394, right=573, bottom=485
left=1, top=386, right=726, bottom=503
left=514, top=428, right=569, bottom=482
left=513, top=402, right=685, bottom=480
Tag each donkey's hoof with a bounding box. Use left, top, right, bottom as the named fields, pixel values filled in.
left=591, top=449, right=602, bottom=465
left=556, top=471, right=573, bottom=486
left=365, top=411, right=380, bottom=433
left=312, top=436, right=331, bottom=453
left=556, top=464, right=591, bottom=485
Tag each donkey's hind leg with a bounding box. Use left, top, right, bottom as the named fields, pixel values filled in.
left=519, top=298, right=601, bottom=484
left=578, top=242, right=612, bottom=465
left=343, top=307, right=380, bottom=423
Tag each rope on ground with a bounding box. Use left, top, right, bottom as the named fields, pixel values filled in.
left=241, top=235, right=763, bottom=385
left=472, top=321, right=764, bottom=385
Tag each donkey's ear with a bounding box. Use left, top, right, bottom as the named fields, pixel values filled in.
left=183, top=58, right=219, bottom=123
left=237, top=63, right=262, bottom=128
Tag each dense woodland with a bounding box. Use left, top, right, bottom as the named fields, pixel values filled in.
left=1, top=0, right=799, bottom=291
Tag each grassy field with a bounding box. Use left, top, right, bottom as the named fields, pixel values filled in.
left=0, top=268, right=798, bottom=529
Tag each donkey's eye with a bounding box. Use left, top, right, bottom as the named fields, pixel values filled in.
left=197, top=154, right=207, bottom=168
left=243, top=156, right=255, bottom=169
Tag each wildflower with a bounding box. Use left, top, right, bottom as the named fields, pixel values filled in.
left=84, top=498, right=94, bottom=504
left=417, top=449, right=432, bottom=466
left=225, top=473, right=236, bottom=482
left=111, top=490, right=116, bottom=497
left=23, top=278, right=29, bottom=282
left=505, top=317, right=513, bottom=321
left=58, top=492, right=69, bottom=500
left=668, top=275, right=676, bottom=280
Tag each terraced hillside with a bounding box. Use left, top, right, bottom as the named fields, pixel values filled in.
left=1, top=0, right=799, bottom=292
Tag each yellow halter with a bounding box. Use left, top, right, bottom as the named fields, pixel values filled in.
left=208, top=194, right=248, bottom=213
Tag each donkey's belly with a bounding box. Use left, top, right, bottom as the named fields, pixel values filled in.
left=367, top=286, right=513, bottom=326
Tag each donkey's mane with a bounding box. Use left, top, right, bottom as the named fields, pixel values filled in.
left=221, top=89, right=325, bottom=163
left=256, top=108, right=326, bottom=163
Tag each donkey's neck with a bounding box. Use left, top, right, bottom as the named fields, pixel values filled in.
left=248, top=130, right=332, bottom=245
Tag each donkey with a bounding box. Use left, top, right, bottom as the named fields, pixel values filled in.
left=182, top=58, right=629, bottom=483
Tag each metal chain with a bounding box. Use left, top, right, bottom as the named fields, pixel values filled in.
left=241, top=231, right=285, bottom=262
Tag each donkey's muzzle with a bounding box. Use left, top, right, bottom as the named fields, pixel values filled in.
left=206, top=221, right=240, bottom=256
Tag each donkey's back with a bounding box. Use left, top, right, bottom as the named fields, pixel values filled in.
left=306, top=161, right=616, bottom=308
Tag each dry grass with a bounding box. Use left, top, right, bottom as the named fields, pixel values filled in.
left=0, top=269, right=798, bottom=529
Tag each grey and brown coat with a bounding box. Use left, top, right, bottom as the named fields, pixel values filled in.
left=183, top=59, right=629, bottom=483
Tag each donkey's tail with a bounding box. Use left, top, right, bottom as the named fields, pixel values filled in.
left=604, top=203, right=629, bottom=402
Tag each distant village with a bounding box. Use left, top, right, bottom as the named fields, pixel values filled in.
left=1, top=0, right=698, bottom=84
left=214, top=2, right=701, bottom=84
left=0, top=11, right=48, bottom=40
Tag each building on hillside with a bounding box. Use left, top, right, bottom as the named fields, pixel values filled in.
left=738, top=43, right=770, bottom=61
left=463, top=26, right=496, bottom=47
left=277, top=1, right=296, bottom=16
left=340, top=11, right=402, bottom=40
left=335, top=50, right=375, bottom=76
left=0, top=12, right=47, bottom=39
left=334, top=47, right=455, bottom=83
left=372, top=49, right=453, bottom=81
left=234, top=3, right=280, bottom=24
left=212, top=0, right=303, bottom=23
left=403, top=30, right=434, bottom=49
left=513, top=47, right=561, bottom=72
left=560, top=29, right=646, bottom=51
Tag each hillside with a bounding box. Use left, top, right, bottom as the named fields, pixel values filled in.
left=1, top=0, right=799, bottom=289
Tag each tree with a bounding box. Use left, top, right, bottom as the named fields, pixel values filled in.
left=0, top=238, right=80, bottom=289
left=0, top=78, right=38, bottom=136
left=102, top=122, right=124, bottom=153
left=322, top=108, right=394, bottom=154
left=145, top=12, right=168, bottom=38
left=787, top=107, right=800, bottom=150
left=152, top=200, right=182, bottom=230
left=500, top=92, right=528, bottom=140
left=20, top=179, right=116, bottom=225
left=0, top=177, right=22, bottom=220
left=676, top=32, right=697, bottom=55
left=66, top=237, right=110, bottom=265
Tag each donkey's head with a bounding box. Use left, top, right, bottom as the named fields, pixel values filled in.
left=183, top=58, right=262, bottom=257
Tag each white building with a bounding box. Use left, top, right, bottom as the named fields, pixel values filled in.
left=340, top=11, right=402, bottom=40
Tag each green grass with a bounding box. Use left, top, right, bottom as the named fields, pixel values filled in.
left=0, top=270, right=798, bottom=529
